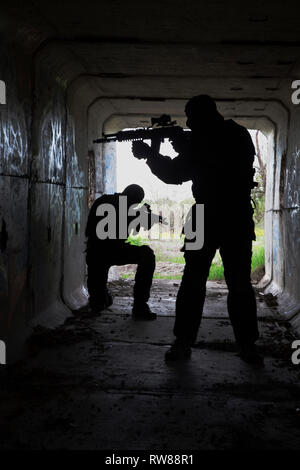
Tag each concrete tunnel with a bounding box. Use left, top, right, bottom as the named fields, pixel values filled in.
left=1, top=2, right=300, bottom=451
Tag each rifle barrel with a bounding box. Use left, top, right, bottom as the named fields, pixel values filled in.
left=93, top=126, right=185, bottom=144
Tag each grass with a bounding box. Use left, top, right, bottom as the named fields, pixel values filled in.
left=208, top=264, right=225, bottom=281
left=251, top=244, right=265, bottom=272
left=122, top=273, right=182, bottom=280
left=163, top=255, right=185, bottom=264
left=126, top=235, right=145, bottom=247
left=199, top=241, right=265, bottom=281
left=121, top=228, right=265, bottom=282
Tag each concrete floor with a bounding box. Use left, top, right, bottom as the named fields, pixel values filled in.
left=1, top=279, right=300, bottom=450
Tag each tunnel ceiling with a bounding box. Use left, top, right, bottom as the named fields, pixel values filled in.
left=3, top=0, right=300, bottom=47
left=2, top=0, right=299, bottom=126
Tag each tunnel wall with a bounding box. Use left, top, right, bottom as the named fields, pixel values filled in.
left=266, top=107, right=288, bottom=295
left=0, top=47, right=115, bottom=361
left=88, top=99, right=118, bottom=198
left=29, top=55, right=114, bottom=328
left=29, top=59, right=70, bottom=329
left=260, top=96, right=300, bottom=333
left=263, top=128, right=276, bottom=285
left=62, top=84, right=90, bottom=311
left=0, top=45, right=32, bottom=360
left=280, top=103, right=300, bottom=330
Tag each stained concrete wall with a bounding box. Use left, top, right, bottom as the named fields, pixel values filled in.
left=0, top=47, right=117, bottom=362
left=257, top=94, right=300, bottom=331
left=62, top=83, right=90, bottom=312
left=88, top=99, right=118, bottom=198
left=0, top=45, right=32, bottom=360
left=264, top=103, right=289, bottom=295
left=280, top=103, right=300, bottom=329
left=29, top=63, right=69, bottom=330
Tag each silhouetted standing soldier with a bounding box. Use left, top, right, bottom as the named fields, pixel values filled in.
left=132, top=95, right=262, bottom=364
left=85, top=184, right=157, bottom=320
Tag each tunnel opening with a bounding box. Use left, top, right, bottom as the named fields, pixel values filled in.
left=101, top=122, right=270, bottom=287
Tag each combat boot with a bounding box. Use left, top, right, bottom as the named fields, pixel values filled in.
left=132, top=302, right=157, bottom=321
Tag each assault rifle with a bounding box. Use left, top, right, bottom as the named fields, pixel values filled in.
left=93, top=115, right=188, bottom=146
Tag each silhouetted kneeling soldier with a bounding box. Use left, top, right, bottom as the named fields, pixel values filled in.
left=132, top=95, right=263, bottom=365
left=85, top=184, right=158, bottom=320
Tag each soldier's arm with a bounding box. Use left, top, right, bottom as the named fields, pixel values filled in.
left=140, top=204, right=167, bottom=228
left=132, top=141, right=191, bottom=185
left=147, top=153, right=191, bottom=184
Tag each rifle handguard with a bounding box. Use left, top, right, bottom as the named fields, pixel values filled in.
left=93, top=124, right=186, bottom=144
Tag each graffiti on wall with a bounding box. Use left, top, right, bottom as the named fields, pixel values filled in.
left=104, top=142, right=116, bottom=194
left=0, top=81, right=28, bottom=175
left=40, top=103, right=64, bottom=182
left=65, top=114, right=85, bottom=246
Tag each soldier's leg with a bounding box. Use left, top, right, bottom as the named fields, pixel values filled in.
left=113, top=243, right=156, bottom=318
left=86, top=249, right=111, bottom=310
left=219, top=238, right=259, bottom=347
left=174, top=244, right=216, bottom=345
left=133, top=245, right=156, bottom=305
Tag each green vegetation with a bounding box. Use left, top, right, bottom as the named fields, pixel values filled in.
left=251, top=244, right=265, bottom=272
left=206, top=242, right=265, bottom=281
left=252, top=192, right=265, bottom=225
left=126, top=235, right=145, bottom=246
left=208, top=263, right=225, bottom=281
left=122, top=273, right=182, bottom=280
left=121, top=227, right=265, bottom=282
left=157, top=254, right=185, bottom=264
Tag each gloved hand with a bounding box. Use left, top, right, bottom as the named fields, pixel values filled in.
left=132, top=141, right=152, bottom=160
